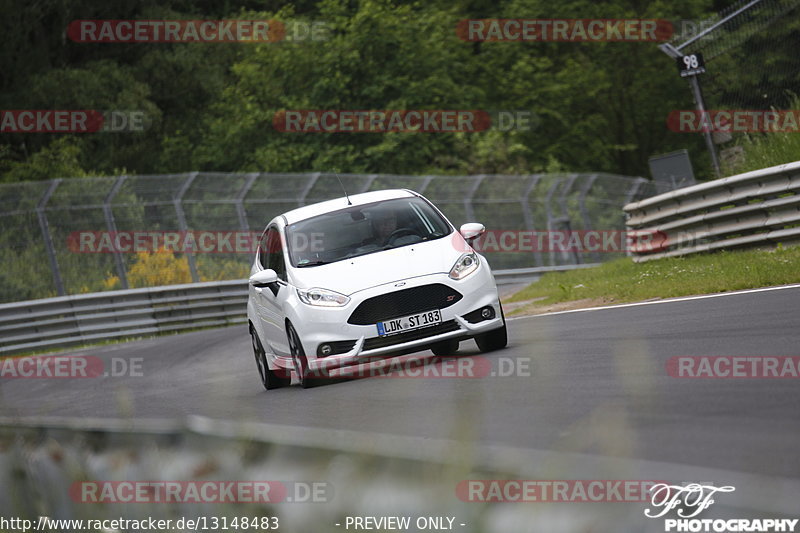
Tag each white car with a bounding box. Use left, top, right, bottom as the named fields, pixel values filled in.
left=247, top=189, right=507, bottom=389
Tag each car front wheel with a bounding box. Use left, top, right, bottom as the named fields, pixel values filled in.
left=474, top=306, right=508, bottom=352
left=431, top=339, right=459, bottom=356
left=287, top=322, right=334, bottom=388
left=250, top=326, right=290, bottom=390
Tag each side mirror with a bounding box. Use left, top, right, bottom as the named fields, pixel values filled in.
left=459, top=223, right=485, bottom=242
left=249, top=269, right=278, bottom=288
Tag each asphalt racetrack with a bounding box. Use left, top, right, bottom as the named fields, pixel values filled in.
left=2, top=285, right=799, bottom=480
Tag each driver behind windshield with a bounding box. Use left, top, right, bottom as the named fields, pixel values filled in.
left=367, top=208, right=398, bottom=246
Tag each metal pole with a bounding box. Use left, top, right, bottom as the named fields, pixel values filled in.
left=298, top=172, right=321, bottom=207
left=174, top=172, right=200, bottom=283
left=463, top=174, right=485, bottom=222
left=104, top=175, right=129, bottom=289
left=37, top=179, right=65, bottom=296
left=521, top=175, right=543, bottom=267
left=360, top=174, right=378, bottom=193
left=659, top=43, right=722, bottom=178
left=557, top=174, right=581, bottom=264
left=689, top=74, right=722, bottom=178
left=235, top=172, right=259, bottom=231
left=578, top=174, right=600, bottom=263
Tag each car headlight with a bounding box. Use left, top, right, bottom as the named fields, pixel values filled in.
left=449, top=252, right=479, bottom=280
left=296, top=287, right=350, bottom=307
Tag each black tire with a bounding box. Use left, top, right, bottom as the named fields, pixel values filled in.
left=250, top=326, right=290, bottom=390
left=287, top=322, right=334, bottom=388
left=474, top=305, right=508, bottom=353
left=431, top=339, right=459, bottom=356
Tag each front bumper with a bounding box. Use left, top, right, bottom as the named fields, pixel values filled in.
left=289, top=266, right=503, bottom=373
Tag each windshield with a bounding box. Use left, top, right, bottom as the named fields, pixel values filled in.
left=286, top=197, right=452, bottom=267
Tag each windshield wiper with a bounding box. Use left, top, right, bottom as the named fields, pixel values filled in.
left=296, top=260, right=331, bottom=267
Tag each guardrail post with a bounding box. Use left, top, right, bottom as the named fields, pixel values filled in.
left=37, top=179, right=65, bottom=296
left=104, top=175, right=129, bottom=289
left=623, top=178, right=648, bottom=257
left=174, top=172, right=200, bottom=283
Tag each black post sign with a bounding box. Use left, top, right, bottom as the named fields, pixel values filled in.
left=677, top=53, right=706, bottom=77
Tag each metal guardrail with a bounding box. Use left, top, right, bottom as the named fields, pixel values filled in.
left=624, top=161, right=800, bottom=262
left=0, top=280, right=248, bottom=356
left=0, top=266, right=597, bottom=356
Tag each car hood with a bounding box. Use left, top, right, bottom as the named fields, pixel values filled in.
left=290, top=237, right=464, bottom=296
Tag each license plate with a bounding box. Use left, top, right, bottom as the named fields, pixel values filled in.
left=376, top=309, right=442, bottom=336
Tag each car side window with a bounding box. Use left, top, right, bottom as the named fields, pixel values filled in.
left=265, top=227, right=287, bottom=282
left=258, top=231, right=270, bottom=270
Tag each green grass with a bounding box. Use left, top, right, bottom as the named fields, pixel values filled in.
left=725, top=94, right=800, bottom=176
left=508, top=245, right=800, bottom=312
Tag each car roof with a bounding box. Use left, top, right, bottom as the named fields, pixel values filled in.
left=282, top=189, right=417, bottom=225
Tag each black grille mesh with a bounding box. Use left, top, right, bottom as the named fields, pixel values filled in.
left=347, top=284, right=462, bottom=325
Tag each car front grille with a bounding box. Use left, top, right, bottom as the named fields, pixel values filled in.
left=362, top=320, right=461, bottom=351
left=347, top=284, right=463, bottom=325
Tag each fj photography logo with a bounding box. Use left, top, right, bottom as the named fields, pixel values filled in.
left=644, top=483, right=799, bottom=532
left=70, top=480, right=331, bottom=503
left=0, top=355, right=143, bottom=379
left=0, top=110, right=150, bottom=133
left=456, top=19, right=673, bottom=42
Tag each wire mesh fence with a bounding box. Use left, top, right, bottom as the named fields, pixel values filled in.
left=669, top=0, right=800, bottom=170
left=0, top=172, right=656, bottom=304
